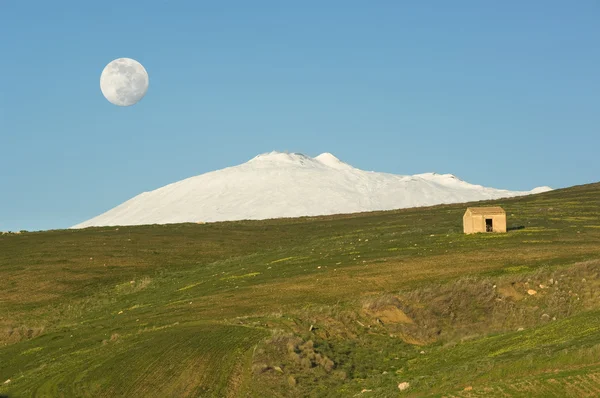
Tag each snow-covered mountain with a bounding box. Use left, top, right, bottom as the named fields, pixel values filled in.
left=72, top=152, right=552, bottom=228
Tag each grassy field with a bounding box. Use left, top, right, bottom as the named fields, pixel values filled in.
left=1, top=182, right=599, bottom=397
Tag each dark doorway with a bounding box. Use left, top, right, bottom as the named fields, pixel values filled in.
left=485, top=218, right=493, bottom=232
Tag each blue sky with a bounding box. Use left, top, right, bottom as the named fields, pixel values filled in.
left=1, top=1, right=598, bottom=232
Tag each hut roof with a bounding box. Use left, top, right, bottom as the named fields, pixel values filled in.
left=465, top=206, right=505, bottom=215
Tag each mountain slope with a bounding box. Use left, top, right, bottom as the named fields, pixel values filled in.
left=72, top=151, right=551, bottom=228
left=2, top=183, right=600, bottom=397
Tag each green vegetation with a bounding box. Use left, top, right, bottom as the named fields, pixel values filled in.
left=1, top=182, right=599, bottom=397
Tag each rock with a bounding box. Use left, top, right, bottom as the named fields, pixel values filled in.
left=118, top=310, right=123, bottom=314
left=420, top=350, right=425, bottom=354
left=274, top=366, right=283, bottom=373
left=582, top=278, right=587, bottom=283
left=398, top=382, right=410, bottom=391
left=541, top=314, right=550, bottom=320
left=549, top=278, right=554, bottom=284
left=539, top=284, right=546, bottom=289
left=3, top=379, right=10, bottom=384
left=527, top=289, right=537, bottom=295
left=517, top=327, right=524, bottom=331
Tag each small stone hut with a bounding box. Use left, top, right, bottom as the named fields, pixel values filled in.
left=463, top=207, right=506, bottom=234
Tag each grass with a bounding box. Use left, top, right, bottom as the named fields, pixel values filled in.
left=0, top=182, right=599, bottom=397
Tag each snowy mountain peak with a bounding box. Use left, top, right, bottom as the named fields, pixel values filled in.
left=72, top=151, right=552, bottom=229
left=314, top=152, right=353, bottom=169
left=247, top=151, right=316, bottom=167
left=246, top=151, right=354, bottom=170
left=315, top=152, right=340, bottom=162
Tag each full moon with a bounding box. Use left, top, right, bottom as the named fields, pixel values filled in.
left=100, top=58, right=149, bottom=106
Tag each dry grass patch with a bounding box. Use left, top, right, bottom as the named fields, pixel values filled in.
left=1, top=325, right=45, bottom=345
left=362, top=295, right=413, bottom=324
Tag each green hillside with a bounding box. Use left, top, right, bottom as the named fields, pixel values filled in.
left=1, top=182, right=599, bottom=397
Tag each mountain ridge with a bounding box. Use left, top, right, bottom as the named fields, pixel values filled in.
left=72, top=151, right=552, bottom=228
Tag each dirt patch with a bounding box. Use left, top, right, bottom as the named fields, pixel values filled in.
left=397, top=332, right=428, bottom=346
left=363, top=295, right=413, bottom=323
left=366, top=305, right=413, bottom=324
left=497, top=285, right=525, bottom=301
left=2, top=325, right=45, bottom=345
